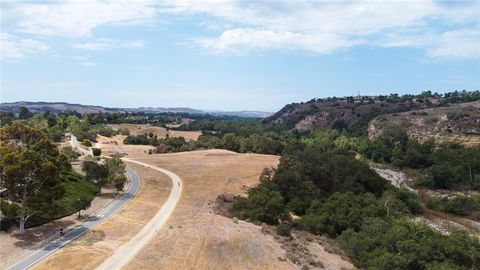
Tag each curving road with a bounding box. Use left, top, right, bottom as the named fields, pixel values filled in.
left=7, top=168, right=141, bottom=270
left=96, top=158, right=183, bottom=270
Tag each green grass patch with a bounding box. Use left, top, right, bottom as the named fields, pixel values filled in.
left=25, top=170, right=98, bottom=228
left=59, top=170, right=98, bottom=215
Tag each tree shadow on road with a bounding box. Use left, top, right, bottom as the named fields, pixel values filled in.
left=12, top=220, right=76, bottom=248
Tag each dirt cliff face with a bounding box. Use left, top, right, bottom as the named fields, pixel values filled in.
left=265, top=97, right=433, bottom=133
left=368, top=101, right=480, bottom=146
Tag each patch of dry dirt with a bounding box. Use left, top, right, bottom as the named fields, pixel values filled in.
left=96, top=134, right=156, bottom=157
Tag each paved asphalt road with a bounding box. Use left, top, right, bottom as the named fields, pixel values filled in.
left=7, top=168, right=141, bottom=270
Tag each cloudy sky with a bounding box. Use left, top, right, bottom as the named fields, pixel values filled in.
left=1, top=0, right=479, bottom=111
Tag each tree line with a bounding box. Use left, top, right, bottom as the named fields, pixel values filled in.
left=0, top=122, right=127, bottom=234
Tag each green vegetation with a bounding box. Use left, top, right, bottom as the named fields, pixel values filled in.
left=92, top=147, right=102, bottom=156
left=0, top=123, right=66, bottom=234
left=225, top=121, right=478, bottom=269
left=0, top=123, right=99, bottom=232
left=424, top=195, right=480, bottom=216
left=228, top=143, right=479, bottom=269
left=61, top=146, right=80, bottom=161
left=123, top=129, right=290, bottom=155
left=81, top=157, right=127, bottom=194
left=363, top=129, right=480, bottom=190
left=338, top=218, right=480, bottom=269
left=105, top=157, right=127, bottom=193
left=74, top=196, right=91, bottom=218
left=50, top=170, right=97, bottom=223
left=81, top=139, right=93, bottom=146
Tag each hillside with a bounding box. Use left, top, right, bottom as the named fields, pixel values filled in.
left=0, top=101, right=271, bottom=118
left=265, top=96, right=432, bottom=133
left=368, top=101, right=480, bottom=146
left=264, top=91, right=480, bottom=134
left=0, top=101, right=111, bottom=114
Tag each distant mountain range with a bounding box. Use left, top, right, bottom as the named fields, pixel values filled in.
left=0, top=101, right=272, bottom=118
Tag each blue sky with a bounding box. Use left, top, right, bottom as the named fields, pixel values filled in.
left=1, top=0, right=479, bottom=111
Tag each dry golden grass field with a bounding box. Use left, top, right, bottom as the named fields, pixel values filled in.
left=107, top=124, right=201, bottom=141
left=28, top=145, right=354, bottom=270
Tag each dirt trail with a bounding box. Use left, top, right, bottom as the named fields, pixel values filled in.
left=370, top=162, right=415, bottom=191
left=96, top=159, right=182, bottom=270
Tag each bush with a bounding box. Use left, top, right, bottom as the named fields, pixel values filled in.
left=61, top=146, right=80, bottom=161
left=424, top=196, right=443, bottom=211
left=424, top=195, right=478, bottom=217
left=92, top=148, right=101, bottom=156
left=230, top=181, right=286, bottom=225
left=338, top=218, right=480, bottom=270
left=81, top=139, right=92, bottom=147
left=295, top=192, right=389, bottom=237
left=118, top=127, right=130, bottom=135
left=0, top=216, right=16, bottom=232
left=445, top=196, right=474, bottom=216
left=276, top=223, right=292, bottom=237
left=395, top=189, right=423, bottom=214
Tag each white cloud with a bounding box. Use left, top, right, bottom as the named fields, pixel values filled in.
left=0, top=33, right=49, bottom=61
left=6, top=0, right=157, bottom=37
left=379, top=28, right=480, bottom=59
left=1, top=0, right=479, bottom=59
left=160, top=0, right=480, bottom=58
left=426, top=29, right=480, bottom=59
left=72, top=39, right=144, bottom=51
left=197, top=28, right=362, bottom=54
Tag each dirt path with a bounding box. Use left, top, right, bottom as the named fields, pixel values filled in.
left=370, top=162, right=415, bottom=191
left=96, top=158, right=183, bottom=270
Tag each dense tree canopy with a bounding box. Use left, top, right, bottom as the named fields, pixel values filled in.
left=0, top=123, right=65, bottom=234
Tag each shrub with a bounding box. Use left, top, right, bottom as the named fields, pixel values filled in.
left=92, top=148, right=101, bottom=156
left=81, top=139, right=92, bottom=147
left=118, top=128, right=130, bottom=135
left=444, top=196, right=474, bottom=216
left=276, top=223, right=292, bottom=237
left=61, top=146, right=80, bottom=161
left=424, top=196, right=443, bottom=211
left=0, top=216, right=16, bottom=232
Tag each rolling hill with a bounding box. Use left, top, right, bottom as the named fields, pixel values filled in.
left=0, top=101, right=272, bottom=118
